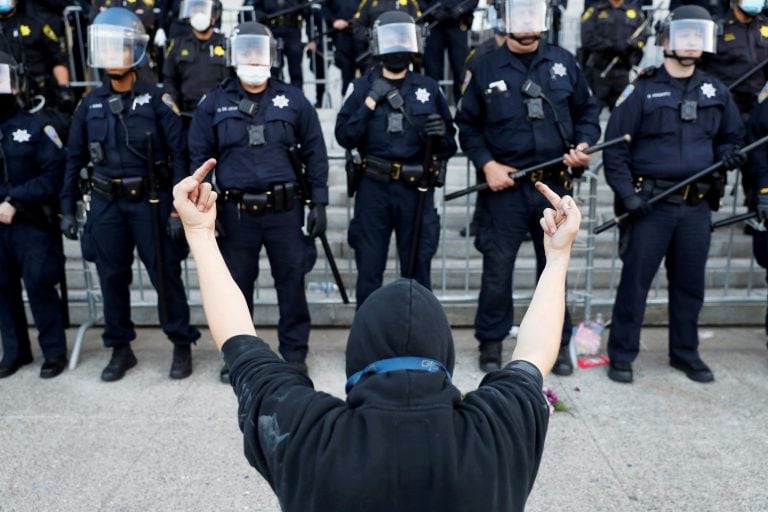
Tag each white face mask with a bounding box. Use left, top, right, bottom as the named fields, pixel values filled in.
left=236, top=64, right=270, bottom=86
left=190, top=12, right=211, bottom=32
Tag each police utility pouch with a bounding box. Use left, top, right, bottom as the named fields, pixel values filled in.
left=240, top=192, right=270, bottom=213
left=91, top=174, right=116, bottom=201
left=247, top=125, right=266, bottom=146
left=88, top=142, right=105, bottom=164
left=525, top=98, right=545, bottom=120
left=387, top=112, right=404, bottom=133
left=119, top=176, right=145, bottom=201
left=680, top=100, right=698, bottom=121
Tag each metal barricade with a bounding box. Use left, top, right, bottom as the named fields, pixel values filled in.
left=63, top=5, right=102, bottom=89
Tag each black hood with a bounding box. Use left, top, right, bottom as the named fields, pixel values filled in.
left=345, top=279, right=455, bottom=379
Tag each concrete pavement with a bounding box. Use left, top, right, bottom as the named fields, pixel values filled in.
left=1, top=325, right=767, bottom=511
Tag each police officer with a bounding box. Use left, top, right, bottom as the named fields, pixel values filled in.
left=246, top=0, right=306, bottom=88
left=0, top=0, right=72, bottom=112
left=162, top=0, right=226, bottom=118
left=603, top=6, right=745, bottom=383
left=455, top=0, right=600, bottom=373
left=700, top=0, right=768, bottom=117
left=421, top=0, right=478, bottom=100
left=351, top=0, right=421, bottom=68
left=580, top=0, right=648, bottom=111
left=322, top=0, right=359, bottom=96
left=59, top=7, right=201, bottom=381
left=336, top=11, right=457, bottom=307
left=188, top=21, right=328, bottom=380
left=0, top=51, right=68, bottom=379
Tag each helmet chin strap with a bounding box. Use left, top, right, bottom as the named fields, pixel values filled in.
left=663, top=50, right=698, bottom=67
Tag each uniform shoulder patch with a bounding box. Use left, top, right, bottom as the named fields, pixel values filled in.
left=761, top=25, right=768, bottom=38
left=581, top=7, right=594, bottom=22
left=162, top=93, right=181, bottom=115
left=43, top=24, right=59, bottom=43
left=461, top=69, right=472, bottom=94
left=758, top=81, right=768, bottom=104
left=43, top=125, right=63, bottom=149
left=614, top=83, right=635, bottom=108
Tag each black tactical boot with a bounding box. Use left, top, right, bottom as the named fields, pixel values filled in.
left=551, top=345, right=573, bottom=376
left=169, top=344, right=192, bottom=379
left=101, top=344, right=137, bottom=382
left=478, top=341, right=502, bottom=372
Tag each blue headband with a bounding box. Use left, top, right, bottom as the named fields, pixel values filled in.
left=345, top=356, right=452, bottom=392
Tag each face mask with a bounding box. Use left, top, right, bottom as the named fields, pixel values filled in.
left=190, top=13, right=210, bottom=32
left=740, top=0, right=764, bottom=15
left=381, top=52, right=411, bottom=72
left=237, top=64, right=270, bottom=86
left=0, top=0, right=13, bottom=14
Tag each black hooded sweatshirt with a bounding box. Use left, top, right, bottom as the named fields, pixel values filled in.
left=222, top=279, right=549, bottom=511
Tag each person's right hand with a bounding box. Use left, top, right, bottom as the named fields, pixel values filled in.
left=482, top=160, right=516, bottom=191
left=60, top=214, right=78, bottom=240
left=333, top=19, right=348, bottom=30
left=536, top=181, right=581, bottom=255
left=366, top=78, right=393, bottom=108
left=173, top=158, right=218, bottom=234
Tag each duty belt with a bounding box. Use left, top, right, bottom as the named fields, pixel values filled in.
left=266, top=14, right=301, bottom=27
left=364, top=155, right=425, bottom=185
left=90, top=174, right=150, bottom=202
left=634, top=177, right=709, bottom=205
left=528, top=165, right=572, bottom=190
left=219, top=182, right=300, bottom=214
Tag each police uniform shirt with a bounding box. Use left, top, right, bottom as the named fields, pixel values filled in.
left=162, top=32, right=228, bottom=111
left=0, top=13, right=67, bottom=79
left=580, top=1, right=646, bottom=69
left=746, top=88, right=768, bottom=190
left=61, top=77, right=187, bottom=216
left=1, top=107, right=65, bottom=212
left=701, top=11, right=768, bottom=115
left=455, top=43, right=601, bottom=172
left=604, top=66, right=744, bottom=200
left=220, top=279, right=549, bottom=512
left=188, top=78, right=329, bottom=204
left=335, top=70, right=457, bottom=163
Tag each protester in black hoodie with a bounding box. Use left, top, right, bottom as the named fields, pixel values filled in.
left=172, top=158, right=582, bottom=512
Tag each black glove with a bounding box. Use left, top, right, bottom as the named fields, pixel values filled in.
left=424, top=114, right=446, bottom=137
left=60, top=214, right=78, bottom=240
left=622, top=194, right=652, bottom=219
left=758, top=193, right=768, bottom=222
left=306, top=204, right=326, bottom=239
left=569, top=166, right=586, bottom=179
left=367, top=78, right=394, bottom=104
left=722, top=148, right=747, bottom=170
left=56, top=85, right=76, bottom=114
left=167, top=216, right=185, bottom=244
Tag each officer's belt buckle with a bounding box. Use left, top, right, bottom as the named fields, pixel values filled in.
left=530, top=169, right=544, bottom=183
left=392, top=162, right=402, bottom=181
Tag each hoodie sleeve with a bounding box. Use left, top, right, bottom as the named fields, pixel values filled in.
left=221, top=335, right=345, bottom=490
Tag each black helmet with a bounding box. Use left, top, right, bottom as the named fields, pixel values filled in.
left=495, top=0, right=549, bottom=34
left=658, top=5, right=717, bottom=53
left=369, top=11, right=426, bottom=56
left=0, top=51, right=20, bottom=95
left=228, top=22, right=278, bottom=67
left=179, top=0, right=222, bottom=22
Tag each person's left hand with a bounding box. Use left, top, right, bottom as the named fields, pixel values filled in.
left=173, top=158, right=218, bottom=233
left=563, top=142, right=591, bottom=168
left=536, top=182, right=582, bottom=256
left=307, top=203, right=327, bottom=238
left=0, top=201, right=16, bottom=224
left=306, top=41, right=317, bottom=53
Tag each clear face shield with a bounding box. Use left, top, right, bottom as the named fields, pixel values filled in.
left=0, top=63, right=19, bottom=94
left=498, top=0, right=548, bottom=34
left=88, top=24, right=149, bottom=68
left=668, top=19, right=717, bottom=53
left=179, top=0, right=213, bottom=19
left=227, top=34, right=275, bottom=67
left=371, top=23, right=422, bottom=55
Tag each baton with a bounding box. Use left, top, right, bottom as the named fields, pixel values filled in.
left=728, top=56, right=768, bottom=91
left=594, top=133, right=768, bottom=234
left=711, top=211, right=757, bottom=230
left=445, top=134, right=631, bottom=201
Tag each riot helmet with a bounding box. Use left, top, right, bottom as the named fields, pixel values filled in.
left=0, top=51, right=20, bottom=95
left=228, top=22, right=277, bottom=86
left=370, top=11, right=425, bottom=72
left=659, top=5, right=717, bottom=54
left=0, top=0, right=15, bottom=15
left=88, top=8, right=150, bottom=70
left=495, top=0, right=549, bottom=35
left=179, top=0, right=222, bottom=32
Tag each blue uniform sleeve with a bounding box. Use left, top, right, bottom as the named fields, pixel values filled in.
left=434, top=85, right=458, bottom=160
left=570, top=63, right=602, bottom=146
left=221, top=334, right=345, bottom=488
left=713, top=87, right=745, bottom=161
left=334, top=77, right=375, bottom=150
left=747, top=100, right=768, bottom=190
left=455, top=71, right=496, bottom=171
left=187, top=93, right=217, bottom=178
left=604, top=82, right=645, bottom=200
left=61, top=100, right=91, bottom=216
left=9, top=121, right=65, bottom=204
left=296, top=94, right=330, bottom=205
left=155, top=94, right=188, bottom=185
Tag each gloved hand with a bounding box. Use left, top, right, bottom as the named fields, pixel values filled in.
left=154, top=28, right=167, bottom=48
left=367, top=78, right=394, bottom=104
left=55, top=85, right=75, bottom=114
left=722, top=148, right=747, bottom=170
left=622, top=193, right=652, bottom=219
left=424, top=114, right=446, bottom=137
left=167, top=215, right=185, bottom=244
left=758, top=192, right=768, bottom=222
left=306, top=203, right=327, bottom=238
left=60, top=214, right=78, bottom=240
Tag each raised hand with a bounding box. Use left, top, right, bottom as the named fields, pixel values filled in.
left=535, top=181, right=581, bottom=255
left=172, top=158, right=218, bottom=233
